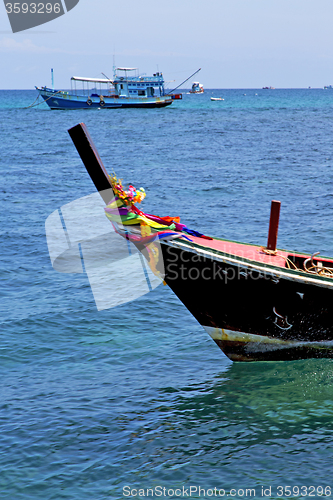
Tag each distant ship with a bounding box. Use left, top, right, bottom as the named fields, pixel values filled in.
left=189, top=82, right=204, bottom=94
left=36, top=67, right=182, bottom=109
left=262, top=86, right=275, bottom=89
left=324, top=85, right=333, bottom=89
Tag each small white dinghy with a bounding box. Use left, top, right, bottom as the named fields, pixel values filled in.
left=211, top=97, right=224, bottom=101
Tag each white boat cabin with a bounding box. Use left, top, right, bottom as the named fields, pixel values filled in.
left=70, top=68, right=166, bottom=99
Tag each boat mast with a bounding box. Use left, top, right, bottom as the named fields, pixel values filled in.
left=113, top=54, right=116, bottom=79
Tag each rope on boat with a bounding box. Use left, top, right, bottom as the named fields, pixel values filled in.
left=285, top=255, right=333, bottom=277
left=24, top=90, right=63, bottom=109
left=261, top=246, right=333, bottom=278
left=285, top=252, right=333, bottom=277
left=303, top=252, right=333, bottom=277
left=260, top=247, right=277, bottom=256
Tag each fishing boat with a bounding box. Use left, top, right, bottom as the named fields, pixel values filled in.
left=48, top=123, right=333, bottom=363
left=36, top=68, right=182, bottom=109
left=189, top=82, right=204, bottom=94
left=324, top=85, right=333, bottom=89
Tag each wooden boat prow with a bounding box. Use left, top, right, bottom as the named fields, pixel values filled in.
left=67, top=123, right=333, bottom=362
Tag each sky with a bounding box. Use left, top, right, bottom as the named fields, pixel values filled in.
left=1, top=0, right=333, bottom=89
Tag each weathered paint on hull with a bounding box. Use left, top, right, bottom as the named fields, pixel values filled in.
left=159, top=240, right=333, bottom=362
left=204, top=327, right=333, bottom=362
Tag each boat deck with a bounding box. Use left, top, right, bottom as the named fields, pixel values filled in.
left=179, top=234, right=333, bottom=272
left=187, top=235, right=288, bottom=266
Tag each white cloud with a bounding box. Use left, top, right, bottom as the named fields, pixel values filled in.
left=0, top=37, right=59, bottom=52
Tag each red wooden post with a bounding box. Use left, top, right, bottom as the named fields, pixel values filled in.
left=267, top=200, right=281, bottom=251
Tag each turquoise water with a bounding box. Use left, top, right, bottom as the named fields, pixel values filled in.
left=2, top=89, right=333, bottom=499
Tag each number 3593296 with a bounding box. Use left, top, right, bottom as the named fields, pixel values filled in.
left=5, top=3, right=62, bottom=14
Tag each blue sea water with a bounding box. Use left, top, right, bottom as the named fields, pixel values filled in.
left=2, top=88, right=333, bottom=499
